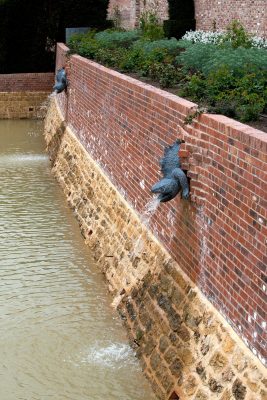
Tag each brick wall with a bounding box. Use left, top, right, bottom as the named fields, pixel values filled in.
left=195, top=0, right=266, bottom=37
left=56, top=43, right=266, bottom=366
left=108, top=0, right=137, bottom=29
left=45, top=98, right=267, bottom=399
left=0, top=72, right=54, bottom=119
left=0, top=73, right=54, bottom=92
left=107, top=0, right=267, bottom=37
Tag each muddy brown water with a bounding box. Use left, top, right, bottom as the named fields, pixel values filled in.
left=0, top=120, right=156, bottom=400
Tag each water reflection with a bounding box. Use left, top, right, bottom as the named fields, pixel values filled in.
left=0, top=120, right=155, bottom=400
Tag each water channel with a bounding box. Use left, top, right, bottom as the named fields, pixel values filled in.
left=0, top=120, right=156, bottom=400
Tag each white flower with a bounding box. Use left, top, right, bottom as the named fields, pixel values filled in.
left=182, top=30, right=267, bottom=49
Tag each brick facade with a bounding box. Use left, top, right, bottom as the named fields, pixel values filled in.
left=107, top=0, right=267, bottom=36
left=194, top=0, right=266, bottom=37
left=56, top=43, right=267, bottom=367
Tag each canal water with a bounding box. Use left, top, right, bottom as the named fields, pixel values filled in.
left=0, top=120, right=155, bottom=400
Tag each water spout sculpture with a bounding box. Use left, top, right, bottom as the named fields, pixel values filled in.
left=53, top=67, right=68, bottom=94
left=151, top=139, right=190, bottom=202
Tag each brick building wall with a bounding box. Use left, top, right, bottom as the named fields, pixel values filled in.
left=107, top=0, right=267, bottom=36
left=56, top=43, right=266, bottom=366
left=107, top=0, right=137, bottom=28
left=195, top=0, right=266, bottom=37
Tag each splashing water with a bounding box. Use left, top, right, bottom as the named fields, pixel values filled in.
left=0, top=153, right=48, bottom=166
left=35, top=92, right=57, bottom=119
left=131, top=196, right=160, bottom=258
left=80, top=342, right=138, bottom=370
left=140, top=195, right=161, bottom=227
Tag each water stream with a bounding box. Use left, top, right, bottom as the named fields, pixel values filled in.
left=0, top=120, right=156, bottom=400
left=130, top=196, right=160, bottom=259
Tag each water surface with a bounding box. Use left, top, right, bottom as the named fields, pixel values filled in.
left=0, top=120, right=155, bottom=400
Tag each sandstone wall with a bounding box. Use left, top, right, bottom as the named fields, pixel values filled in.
left=0, top=92, right=50, bottom=119
left=0, top=72, right=54, bottom=119
left=44, top=97, right=266, bottom=400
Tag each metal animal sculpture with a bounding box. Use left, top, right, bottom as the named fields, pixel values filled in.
left=151, top=139, right=190, bottom=202
left=53, top=67, right=68, bottom=94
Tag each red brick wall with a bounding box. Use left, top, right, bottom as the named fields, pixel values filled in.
left=195, top=0, right=266, bottom=37
left=0, top=73, right=54, bottom=92
left=56, top=43, right=267, bottom=365
left=107, top=0, right=266, bottom=37
left=108, top=0, right=137, bottom=29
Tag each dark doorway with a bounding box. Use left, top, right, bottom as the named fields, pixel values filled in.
left=164, top=0, right=195, bottom=38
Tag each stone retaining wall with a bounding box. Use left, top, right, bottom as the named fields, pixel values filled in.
left=0, top=92, right=49, bottom=119
left=0, top=72, right=54, bottom=119
left=44, top=97, right=266, bottom=400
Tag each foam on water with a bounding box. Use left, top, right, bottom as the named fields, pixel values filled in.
left=0, top=153, right=48, bottom=165
left=80, top=342, right=138, bottom=369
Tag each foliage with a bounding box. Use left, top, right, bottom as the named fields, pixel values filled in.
left=221, top=20, right=252, bottom=49
left=133, top=38, right=186, bottom=55
left=95, top=29, right=140, bottom=48
left=182, top=26, right=267, bottom=49
left=139, top=10, right=164, bottom=41
left=177, top=43, right=267, bottom=76
left=148, top=63, right=181, bottom=87
left=251, top=36, right=267, bottom=49
left=95, top=47, right=128, bottom=68
left=180, top=66, right=267, bottom=122
left=182, top=30, right=224, bottom=45
left=118, top=47, right=146, bottom=71
left=68, top=25, right=267, bottom=123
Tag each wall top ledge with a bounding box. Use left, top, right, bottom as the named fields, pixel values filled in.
left=58, top=43, right=267, bottom=148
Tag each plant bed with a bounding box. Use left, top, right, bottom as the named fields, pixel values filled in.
left=67, top=21, right=267, bottom=131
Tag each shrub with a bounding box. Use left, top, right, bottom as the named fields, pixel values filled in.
left=177, top=43, right=267, bottom=76
left=182, top=28, right=267, bottom=49
left=148, top=63, right=181, bottom=87
left=94, top=29, right=140, bottom=48
left=221, top=20, right=252, bottom=49
left=140, top=10, right=165, bottom=41
left=182, top=30, right=223, bottom=45
left=133, top=37, right=186, bottom=55
left=180, top=66, right=267, bottom=122
left=94, top=47, right=128, bottom=67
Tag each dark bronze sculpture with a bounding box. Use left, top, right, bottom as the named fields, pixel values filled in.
left=53, top=67, right=68, bottom=94
left=151, top=140, right=189, bottom=202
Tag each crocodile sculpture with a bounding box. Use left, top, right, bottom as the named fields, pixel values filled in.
left=151, top=139, right=190, bottom=202
left=53, top=67, right=68, bottom=94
